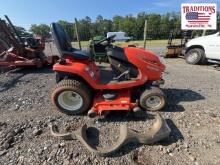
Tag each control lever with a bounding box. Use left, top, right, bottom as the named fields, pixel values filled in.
left=113, top=70, right=130, bottom=80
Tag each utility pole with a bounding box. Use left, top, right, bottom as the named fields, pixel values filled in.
left=202, top=30, right=207, bottom=36
left=74, top=18, right=82, bottom=50
left=143, top=20, right=147, bottom=49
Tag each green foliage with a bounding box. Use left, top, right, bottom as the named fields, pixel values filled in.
left=70, top=12, right=184, bottom=41
left=29, top=24, right=50, bottom=37
left=28, top=12, right=220, bottom=41
left=14, top=26, right=31, bottom=38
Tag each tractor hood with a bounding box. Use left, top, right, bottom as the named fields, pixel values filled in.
left=124, top=47, right=166, bottom=80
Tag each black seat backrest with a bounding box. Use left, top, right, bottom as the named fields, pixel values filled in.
left=51, top=23, right=72, bottom=56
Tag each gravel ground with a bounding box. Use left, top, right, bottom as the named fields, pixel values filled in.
left=0, top=47, right=220, bottom=165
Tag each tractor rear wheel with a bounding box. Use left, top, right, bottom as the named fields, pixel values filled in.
left=140, top=87, right=166, bottom=111
left=51, top=79, right=92, bottom=115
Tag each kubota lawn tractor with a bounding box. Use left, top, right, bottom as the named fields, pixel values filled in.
left=51, top=23, right=166, bottom=117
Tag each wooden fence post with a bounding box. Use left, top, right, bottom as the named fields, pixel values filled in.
left=143, top=20, right=147, bottom=49
left=74, top=18, right=82, bottom=50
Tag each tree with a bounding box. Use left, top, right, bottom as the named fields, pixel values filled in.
left=77, top=17, right=93, bottom=40
left=27, top=11, right=205, bottom=41
left=101, top=19, right=113, bottom=36
left=112, top=16, right=123, bottom=31
left=96, top=15, right=103, bottom=23
left=121, top=15, right=136, bottom=38
left=136, top=12, right=148, bottom=40
left=29, top=24, right=50, bottom=37
left=147, top=14, right=161, bottom=39
left=14, top=26, right=31, bottom=38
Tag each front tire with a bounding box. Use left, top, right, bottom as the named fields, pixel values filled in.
left=185, top=48, right=206, bottom=65
left=51, top=79, right=91, bottom=115
left=140, top=87, right=166, bottom=111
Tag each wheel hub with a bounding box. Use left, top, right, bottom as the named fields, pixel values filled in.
left=58, top=91, right=83, bottom=111
left=188, top=52, right=198, bottom=62
left=145, top=96, right=162, bottom=109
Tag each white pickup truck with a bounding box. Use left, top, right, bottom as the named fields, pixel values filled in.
left=185, top=32, right=220, bottom=65
left=107, top=32, right=131, bottom=42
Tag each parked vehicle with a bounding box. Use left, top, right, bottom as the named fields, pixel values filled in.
left=89, top=36, right=108, bottom=62
left=184, top=32, right=220, bottom=65
left=107, top=32, right=131, bottom=42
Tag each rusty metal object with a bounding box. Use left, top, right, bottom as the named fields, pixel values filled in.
left=0, top=16, right=59, bottom=69
left=0, top=18, right=24, bottom=54
left=50, top=113, right=171, bottom=156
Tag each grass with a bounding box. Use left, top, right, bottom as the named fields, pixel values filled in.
left=72, top=39, right=181, bottom=48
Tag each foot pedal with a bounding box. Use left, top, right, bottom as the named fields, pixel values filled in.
left=103, top=91, right=117, bottom=100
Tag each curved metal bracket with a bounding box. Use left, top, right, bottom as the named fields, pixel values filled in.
left=50, top=113, right=171, bottom=156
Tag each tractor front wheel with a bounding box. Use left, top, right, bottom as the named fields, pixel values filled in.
left=51, top=79, right=92, bottom=115
left=140, top=87, right=166, bottom=111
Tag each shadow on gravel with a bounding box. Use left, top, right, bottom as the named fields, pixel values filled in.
left=98, top=111, right=155, bottom=123
left=86, top=127, right=100, bottom=147
left=11, top=66, right=53, bottom=74
left=0, top=66, right=53, bottom=92
left=0, top=73, right=25, bottom=92
left=86, top=118, right=183, bottom=158
left=163, top=88, right=205, bottom=112
left=159, top=119, right=184, bottom=145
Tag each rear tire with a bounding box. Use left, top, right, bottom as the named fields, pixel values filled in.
left=51, top=79, right=92, bottom=115
left=185, top=48, right=206, bottom=65
left=140, top=87, right=166, bottom=111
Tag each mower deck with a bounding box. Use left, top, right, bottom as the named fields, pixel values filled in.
left=92, top=90, right=137, bottom=114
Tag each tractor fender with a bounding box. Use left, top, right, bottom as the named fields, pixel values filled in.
left=53, top=62, right=99, bottom=89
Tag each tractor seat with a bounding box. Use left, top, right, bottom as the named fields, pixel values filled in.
left=63, top=47, right=89, bottom=60
left=51, top=23, right=90, bottom=60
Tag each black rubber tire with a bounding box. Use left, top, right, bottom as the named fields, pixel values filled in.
left=51, top=79, right=92, bottom=115
left=185, top=48, right=206, bottom=65
left=140, top=87, right=166, bottom=111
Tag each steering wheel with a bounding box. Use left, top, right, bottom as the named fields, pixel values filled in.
left=94, top=35, right=116, bottom=45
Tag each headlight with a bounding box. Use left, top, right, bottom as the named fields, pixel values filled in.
left=85, top=67, right=96, bottom=79
left=157, top=55, right=166, bottom=65
left=89, top=71, right=95, bottom=78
